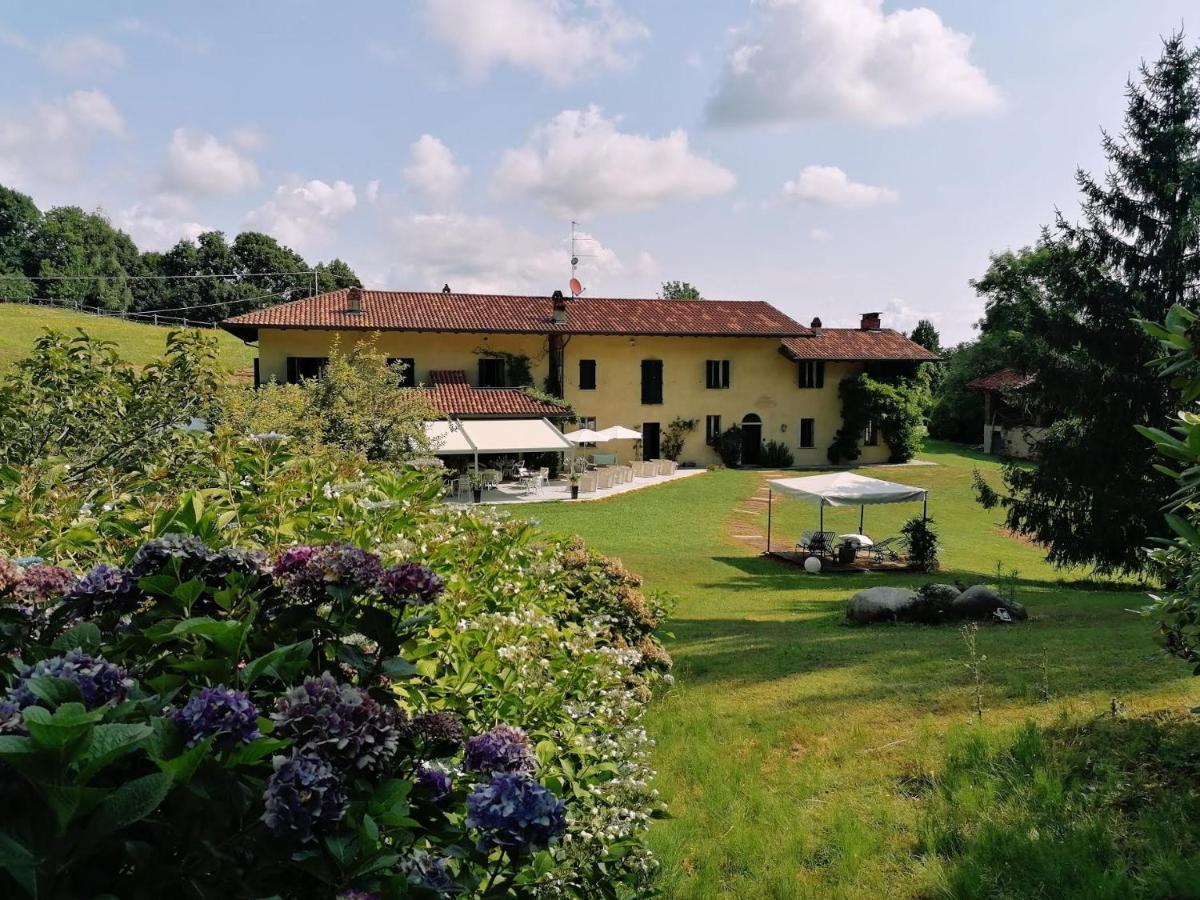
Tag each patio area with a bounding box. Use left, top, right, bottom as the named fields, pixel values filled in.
left=445, top=466, right=706, bottom=505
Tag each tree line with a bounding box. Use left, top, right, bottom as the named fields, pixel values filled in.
left=0, top=184, right=360, bottom=323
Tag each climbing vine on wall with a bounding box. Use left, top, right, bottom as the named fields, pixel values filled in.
left=661, top=417, right=697, bottom=461
left=473, top=348, right=534, bottom=386
left=827, top=372, right=930, bottom=464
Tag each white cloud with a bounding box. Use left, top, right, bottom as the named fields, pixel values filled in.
left=246, top=178, right=358, bottom=254
left=0, top=24, right=29, bottom=50
left=782, top=165, right=897, bottom=207
left=707, top=0, right=1002, bottom=127
left=387, top=212, right=621, bottom=294
left=808, top=227, right=832, bottom=241
left=495, top=106, right=735, bottom=216
left=403, top=134, right=467, bottom=204
left=420, top=0, right=647, bottom=85
left=41, top=34, right=125, bottom=77
left=0, top=90, right=124, bottom=186
left=366, top=179, right=381, bottom=204
left=162, top=128, right=260, bottom=196
left=831, top=297, right=937, bottom=333
left=115, top=194, right=210, bottom=251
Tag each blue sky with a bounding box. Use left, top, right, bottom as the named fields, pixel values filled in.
left=0, top=1, right=1192, bottom=342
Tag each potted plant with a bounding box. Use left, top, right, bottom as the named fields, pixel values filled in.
left=568, top=470, right=582, bottom=500
left=468, top=469, right=486, bottom=503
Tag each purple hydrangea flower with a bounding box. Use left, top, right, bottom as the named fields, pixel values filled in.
left=465, top=773, right=566, bottom=856
left=414, top=763, right=452, bottom=805
left=172, top=686, right=260, bottom=749
left=272, top=545, right=319, bottom=579
left=464, top=724, right=534, bottom=776
left=272, top=673, right=401, bottom=774
left=130, top=533, right=212, bottom=578
left=400, top=850, right=461, bottom=895
left=262, top=750, right=347, bottom=842
left=379, top=562, right=444, bottom=607
left=335, top=892, right=378, bottom=900
left=205, top=547, right=271, bottom=581
left=0, top=698, right=24, bottom=736
left=404, top=711, right=465, bottom=757
left=12, top=565, right=77, bottom=604
left=8, top=649, right=132, bottom=709
left=65, top=563, right=140, bottom=617
left=274, top=544, right=384, bottom=603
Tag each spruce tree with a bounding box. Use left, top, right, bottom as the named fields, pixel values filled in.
left=988, top=33, right=1200, bottom=574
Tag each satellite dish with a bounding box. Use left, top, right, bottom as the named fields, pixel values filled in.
left=569, top=277, right=583, bottom=296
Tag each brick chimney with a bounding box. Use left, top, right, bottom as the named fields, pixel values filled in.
left=810, top=316, right=823, bottom=335
left=552, top=289, right=567, bottom=325
left=346, top=286, right=363, bottom=314
left=860, top=311, right=881, bottom=331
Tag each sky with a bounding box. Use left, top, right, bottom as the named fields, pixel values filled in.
left=0, top=1, right=1193, bottom=343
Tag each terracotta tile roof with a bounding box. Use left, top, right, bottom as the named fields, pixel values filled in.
left=779, top=329, right=939, bottom=362
left=425, top=370, right=567, bottom=418
left=967, top=368, right=1035, bottom=392
left=221, top=289, right=809, bottom=339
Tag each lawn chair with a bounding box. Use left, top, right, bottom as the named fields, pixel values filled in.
left=796, top=530, right=815, bottom=552
left=579, top=472, right=598, bottom=493
left=596, top=468, right=616, bottom=489
left=802, top=531, right=837, bottom=557
left=870, top=536, right=902, bottom=562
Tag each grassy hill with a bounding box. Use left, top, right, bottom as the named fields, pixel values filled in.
left=0, top=304, right=255, bottom=376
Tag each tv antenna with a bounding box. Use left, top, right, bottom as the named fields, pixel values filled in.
left=570, top=220, right=598, bottom=297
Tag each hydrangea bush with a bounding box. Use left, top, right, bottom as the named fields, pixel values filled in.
left=0, top=441, right=671, bottom=897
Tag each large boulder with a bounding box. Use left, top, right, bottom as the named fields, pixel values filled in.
left=846, top=586, right=921, bottom=624
left=950, top=584, right=1028, bottom=622
left=907, top=583, right=961, bottom=624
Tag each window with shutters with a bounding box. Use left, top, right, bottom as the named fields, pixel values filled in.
left=478, top=357, right=506, bottom=387
left=705, top=415, right=722, bottom=445
left=387, top=357, right=416, bottom=387
left=799, top=418, right=815, bottom=449
left=579, top=359, right=597, bottom=390
left=641, top=359, right=663, bottom=404
left=705, top=359, right=731, bottom=389
left=798, top=360, right=825, bottom=389
left=286, top=357, right=328, bottom=384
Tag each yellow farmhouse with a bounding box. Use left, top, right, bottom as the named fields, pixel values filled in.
left=221, top=287, right=936, bottom=466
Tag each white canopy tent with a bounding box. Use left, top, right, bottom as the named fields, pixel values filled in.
left=425, top=417, right=575, bottom=469
left=764, top=472, right=929, bottom=554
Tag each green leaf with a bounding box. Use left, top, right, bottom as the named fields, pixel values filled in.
left=241, top=640, right=312, bottom=688
left=78, top=723, right=153, bottom=782
left=51, top=621, right=101, bottom=654
left=22, top=704, right=99, bottom=754
left=0, top=831, right=35, bottom=896
left=223, top=737, right=288, bottom=768
left=154, top=740, right=210, bottom=785
left=380, top=657, right=415, bottom=679
left=20, top=676, right=83, bottom=708
left=77, top=772, right=174, bottom=855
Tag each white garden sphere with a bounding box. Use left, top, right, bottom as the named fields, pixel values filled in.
left=803, top=556, right=822, bottom=574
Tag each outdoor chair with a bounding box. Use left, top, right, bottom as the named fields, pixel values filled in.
left=870, top=537, right=902, bottom=562
left=456, top=476, right=471, bottom=499
left=597, top=468, right=616, bottom=489
left=579, top=472, right=598, bottom=493
left=654, top=459, right=671, bottom=476
left=801, top=531, right=838, bottom=557
left=481, top=469, right=501, bottom=489
left=615, top=465, right=633, bottom=484
left=796, top=530, right=815, bottom=551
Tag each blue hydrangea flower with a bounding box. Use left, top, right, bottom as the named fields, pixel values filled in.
left=465, top=773, right=566, bottom=856
left=274, top=543, right=384, bottom=603
left=262, top=750, right=347, bottom=842
left=8, top=649, right=132, bottom=709
left=400, top=850, right=461, bottom=895
left=130, top=533, right=212, bottom=578
left=0, top=698, right=24, bottom=735
left=272, top=673, right=401, bottom=774
left=405, top=710, right=465, bottom=757
left=65, top=563, right=140, bottom=618
left=172, top=685, right=260, bottom=748
left=379, top=562, right=444, bottom=606
left=205, top=547, right=271, bottom=581
left=464, top=724, right=534, bottom=776
left=335, top=892, right=378, bottom=900
left=414, top=763, right=452, bottom=805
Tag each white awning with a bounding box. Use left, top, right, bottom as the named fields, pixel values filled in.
left=768, top=472, right=927, bottom=507
left=425, top=418, right=574, bottom=455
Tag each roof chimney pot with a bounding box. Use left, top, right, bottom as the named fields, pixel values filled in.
left=810, top=316, right=823, bottom=335
left=860, top=311, right=881, bottom=331
left=552, top=289, right=567, bottom=325
left=346, top=286, right=363, bottom=314
left=442, top=283, right=451, bottom=294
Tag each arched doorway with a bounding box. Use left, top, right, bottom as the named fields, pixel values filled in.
left=741, top=414, right=762, bottom=466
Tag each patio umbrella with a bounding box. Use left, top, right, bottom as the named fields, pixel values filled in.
left=595, top=425, right=642, bottom=440
left=565, top=428, right=603, bottom=443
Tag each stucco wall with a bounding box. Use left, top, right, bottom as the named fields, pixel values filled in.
left=252, top=328, right=891, bottom=466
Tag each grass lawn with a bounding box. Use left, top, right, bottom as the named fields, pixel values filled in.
left=514, top=442, right=1198, bottom=898
left=0, top=303, right=255, bottom=376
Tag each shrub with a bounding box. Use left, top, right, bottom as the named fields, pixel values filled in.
left=0, top=442, right=670, bottom=897
left=759, top=439, right=794, bottom=468
left=660, top=417, right=696, bottom=462
left=901, top=516, right=940, bottom=572
left=715, top=426, right=742, bottom=467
